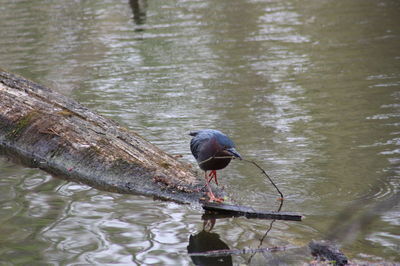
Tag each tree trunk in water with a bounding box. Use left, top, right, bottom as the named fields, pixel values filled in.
left=0, top=68, right=208, bottom=204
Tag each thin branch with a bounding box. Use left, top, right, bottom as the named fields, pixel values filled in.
left=198, top=155, right=284, bottom=200
left=242, top=159, right=284, bottom=199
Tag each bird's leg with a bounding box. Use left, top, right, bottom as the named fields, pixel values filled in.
left=194, top=170, right=217, bottom=192
left=207, top=170, right=218, bottom=185
left=204, top=171, right=224, bottom=203
left=203, top=218, right=216, bottom=232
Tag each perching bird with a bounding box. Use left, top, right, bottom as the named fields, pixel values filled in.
left=189, top=129, right=241, bottom=202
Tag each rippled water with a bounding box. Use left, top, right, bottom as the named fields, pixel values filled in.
left=1, top=0, right=399, bottom=264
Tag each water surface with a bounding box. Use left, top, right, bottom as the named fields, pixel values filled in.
left=1, top=0, right=399, bottom=264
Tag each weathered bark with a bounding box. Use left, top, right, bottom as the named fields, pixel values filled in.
left=0, top=68, right=206, bottom=204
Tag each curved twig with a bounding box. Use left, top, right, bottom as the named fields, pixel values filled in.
left=242, top=159, right=284, bottom=199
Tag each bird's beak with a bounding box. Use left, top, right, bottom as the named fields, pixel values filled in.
left=226, top=147, right=242, bottom=160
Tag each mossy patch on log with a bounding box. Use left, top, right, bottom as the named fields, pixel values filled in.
left=6, top=111, right=40, bottom=140
left=160, top=162, right=171, bottom=169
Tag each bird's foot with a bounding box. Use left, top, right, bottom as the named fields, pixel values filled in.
left=207, top=170, right=218, bottom=185
left=207, top=192, right=224, bottom=203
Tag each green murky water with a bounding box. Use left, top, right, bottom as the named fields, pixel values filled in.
left=1, top=0, right=399, bottom=264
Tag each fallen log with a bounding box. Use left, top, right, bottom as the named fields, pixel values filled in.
left=0, top=68, right=205, bottom=204
left=0, top=68, right=302, bottom=221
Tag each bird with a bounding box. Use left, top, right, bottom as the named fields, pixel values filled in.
left=189, top=129, right=241, bottom=202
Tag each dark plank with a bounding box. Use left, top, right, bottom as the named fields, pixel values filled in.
left=201, top=202, right=303, bottom=221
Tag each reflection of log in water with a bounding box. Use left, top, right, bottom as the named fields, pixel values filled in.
left=188, top=245, right=295, bottom=257
left=188, top=240, right=347, bottom=265
left=195, top=200, right=295, bottom=263
left=197, top=199, right=348, bottom=265
left=188, top=232, right=347, bottom=265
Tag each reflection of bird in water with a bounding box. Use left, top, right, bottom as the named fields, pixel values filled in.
left=190, top=129, right=241, bottom=202
left=187, top=230, right=232, bottom=266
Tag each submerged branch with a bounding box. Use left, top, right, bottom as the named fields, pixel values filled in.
left=189, top=245, right=296, bottom=257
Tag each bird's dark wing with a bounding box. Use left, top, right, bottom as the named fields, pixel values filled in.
left=190, top=136, right=202, bottom=160
left=189, top=131, right=211, bottom=160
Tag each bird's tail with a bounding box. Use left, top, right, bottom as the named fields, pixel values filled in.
left=189, top=131, right=199, bottom=136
